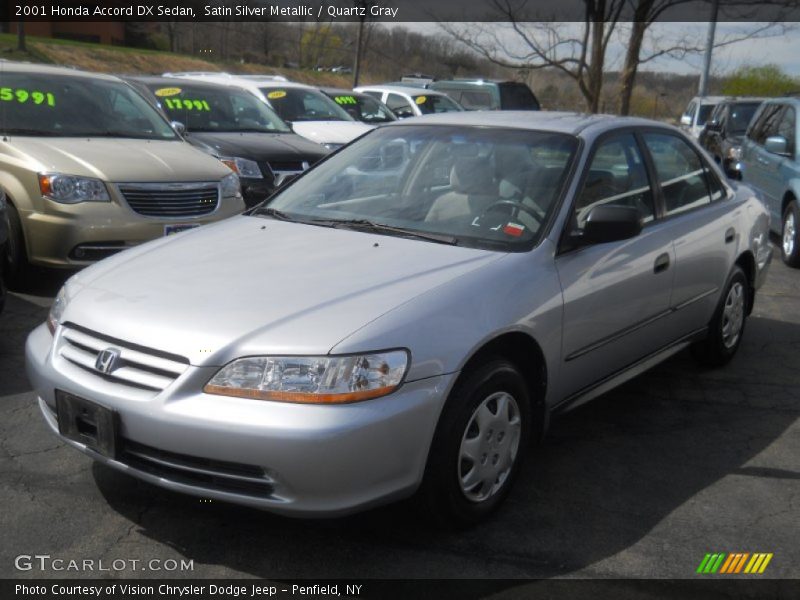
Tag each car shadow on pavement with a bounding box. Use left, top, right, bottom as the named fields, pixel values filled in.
left=91, top=314, right=800, bottom=579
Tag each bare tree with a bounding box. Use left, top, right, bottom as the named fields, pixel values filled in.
left=441, top=0, right=626, bottom=113
left=617, top=0, right=791, bottom=115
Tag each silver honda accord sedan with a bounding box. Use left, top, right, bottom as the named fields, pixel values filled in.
left=26, top=112, right=772, bottom=524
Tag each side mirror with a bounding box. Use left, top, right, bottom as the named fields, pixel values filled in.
left=582, top=205, right=642, bottom=245
left=680, top=114, right=692, bottom=127
left=764, top=135, right=790, bottom=156
left=170, top=121, right=186, bottom=136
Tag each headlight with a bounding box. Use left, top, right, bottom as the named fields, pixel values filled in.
left=321, top=142, right=343, bottom=151
left=727, top=146, right=743, bottom=161
left=220, top=172, right=242, bottom=199
left=204, top=350, right=409, bottom=404
left=47, top=285, right=68, bottom=334
left=220, top=156, right=263, bottom=179
left=38, top=173, right=110, bottom=204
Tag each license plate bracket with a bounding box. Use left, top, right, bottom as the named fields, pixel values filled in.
left=56, top=391, right=118, bottom=458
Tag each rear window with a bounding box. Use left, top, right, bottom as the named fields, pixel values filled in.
left=499, top=83, right=540, bottom=110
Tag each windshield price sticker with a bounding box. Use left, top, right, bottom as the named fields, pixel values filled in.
left=267, top=90, right=287, bottom=99
left=334, top=95, right=358, bottom=105
left=0, top=87, right=55, bottom=107
left=415, top=96, right=427, bottom=104
left=154, top=87, right=182, bottom=97
left=163, top=98, right=211, bottom=111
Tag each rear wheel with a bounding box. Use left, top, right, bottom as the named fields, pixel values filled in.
left=418, top=359, right=531, bottom=527
left=692, top=265, right=748, bottom=367
left=781, top=200, right=800, bottom=268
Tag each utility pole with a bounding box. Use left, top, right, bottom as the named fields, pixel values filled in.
left=353, top=16, right=365, bottom=87
left=698, top=0, right=720, bottom=97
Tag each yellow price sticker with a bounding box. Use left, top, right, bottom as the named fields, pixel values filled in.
left=267, top=90, right=287, bottom=99
left=154, top=87, right=182, bottom=97
left=415, top=96, right=427, bottom=105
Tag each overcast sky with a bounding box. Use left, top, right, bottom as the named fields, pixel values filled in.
left=394, top=22, right=800, bottom=78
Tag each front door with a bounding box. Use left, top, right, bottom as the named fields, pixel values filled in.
left=555, top=133, right=676, bottom=400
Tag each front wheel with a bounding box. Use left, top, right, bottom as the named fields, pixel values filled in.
left=692, top=266, right=748, bottom=367
left=781, top=200, right=800, bottom=268
left=418, top=359, right=531, bottom=527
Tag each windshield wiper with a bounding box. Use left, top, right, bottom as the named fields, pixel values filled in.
left=250, top=206, right=298, bottom=221
left=311, top=218, right=459, bottom=245
left=2, top=129, right=62, bottom=136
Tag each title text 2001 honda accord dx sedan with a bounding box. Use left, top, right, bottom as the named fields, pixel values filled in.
left=26, top=112, right=772, bottom=525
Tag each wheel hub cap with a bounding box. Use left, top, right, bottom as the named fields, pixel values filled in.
left=784, top=211, right=796, bottom=257
left=721, top=281, right=745, bottom=349
left=458, top=391, right=521, bottom=503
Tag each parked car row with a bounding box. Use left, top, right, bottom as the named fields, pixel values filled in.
left=684, top=93, right=800, bottom=268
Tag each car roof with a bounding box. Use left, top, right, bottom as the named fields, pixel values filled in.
left=0, top=60, right=122, bottom=82
left=432, top=79, right=516, bottom=85
left=760, top=96, right=800, bottom=106
left=689, top=96, right=727, bottom=104
left=125, top=75, right=243, bottom=91
left=356, top=84, right=448, bottom=97
left=320, top=87, right=369, bottom=98
left=382, top=110, right=670, bottom=137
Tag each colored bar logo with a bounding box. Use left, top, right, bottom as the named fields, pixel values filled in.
left=696, top=552, right=773, bottom=574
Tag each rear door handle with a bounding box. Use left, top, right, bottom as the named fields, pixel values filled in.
left=654, top=252, right=670, bottom=274
left=725, top=227, right=735, bottom=244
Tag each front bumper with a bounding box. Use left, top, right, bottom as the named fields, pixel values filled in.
left=25, top=323, right=451, bottom=516
left=22, top=194, right=245, bottom=269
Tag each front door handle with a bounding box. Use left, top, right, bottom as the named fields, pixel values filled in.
left=654, top=252, right=670, bottom=274
left=725, top=227, right=735, bottom=244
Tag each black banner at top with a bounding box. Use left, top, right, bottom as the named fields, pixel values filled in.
left=3, top=0, right=800, bottom=22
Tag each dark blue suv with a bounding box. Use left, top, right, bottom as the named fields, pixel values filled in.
left=741, top=98, right=800, bottom=266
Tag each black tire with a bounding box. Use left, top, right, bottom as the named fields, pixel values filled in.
left=418, top=359, right=532, bottom=527
left=781, top=200, right=800, bottom=268
left=692, top=265, right=748, bottom=367
left=3, top=202, right=31, bottom=288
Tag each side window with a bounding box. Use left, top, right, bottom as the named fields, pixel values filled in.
left=573, top=133, right=654, bottom=229
left=777, top=107, right=796, bottom=156
left=386, top=93, right=414, bottom=118
left=459, top=90, right=494, bottom=110
left=643, top=133, right=723, bottom=216
left=752, top=104, right=783, bottom=145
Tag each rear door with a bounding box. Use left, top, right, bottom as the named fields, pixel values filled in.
left=640, top=131, right=737, bottom=334
left=555, top=132, right=676, bottom=399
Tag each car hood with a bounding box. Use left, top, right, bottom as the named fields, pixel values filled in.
left=65, top=216, right=502, bottom=366
left=4, top=137, right=231, bottom=182
left=187, top=131, right=328, bottom=163
left=290, top=121, right=372, bottom=145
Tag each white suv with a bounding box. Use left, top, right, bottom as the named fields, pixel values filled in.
left=680, top=96, right=725, bottom=140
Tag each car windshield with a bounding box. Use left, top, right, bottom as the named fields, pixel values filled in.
left=330, top=93, right=396, bottom=124
left=412, top=94, right=463, bottom=114
left=0, top=72, right=178, bottom=139
left=258, top=125, right=577, bottom=251
left=728, top=102, right=761, bottom=134
left=146, top=82, right=290, bottom=133
left=260, top=87, right=354, bottom=122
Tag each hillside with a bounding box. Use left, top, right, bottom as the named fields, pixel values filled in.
left=0, top=33, right=354, bottom=86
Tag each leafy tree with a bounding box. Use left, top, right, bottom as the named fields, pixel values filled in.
left=722, top=64, right=799, bottom=97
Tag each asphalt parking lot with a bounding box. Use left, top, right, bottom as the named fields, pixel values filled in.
left=1, top=249, right=798, bottom=581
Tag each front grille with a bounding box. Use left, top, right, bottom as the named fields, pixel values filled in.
left=58, top=324, right=189, bottom=393
left=119, top=439, right=274, bottom=497
left=118, top=183, right=219, bottom=218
